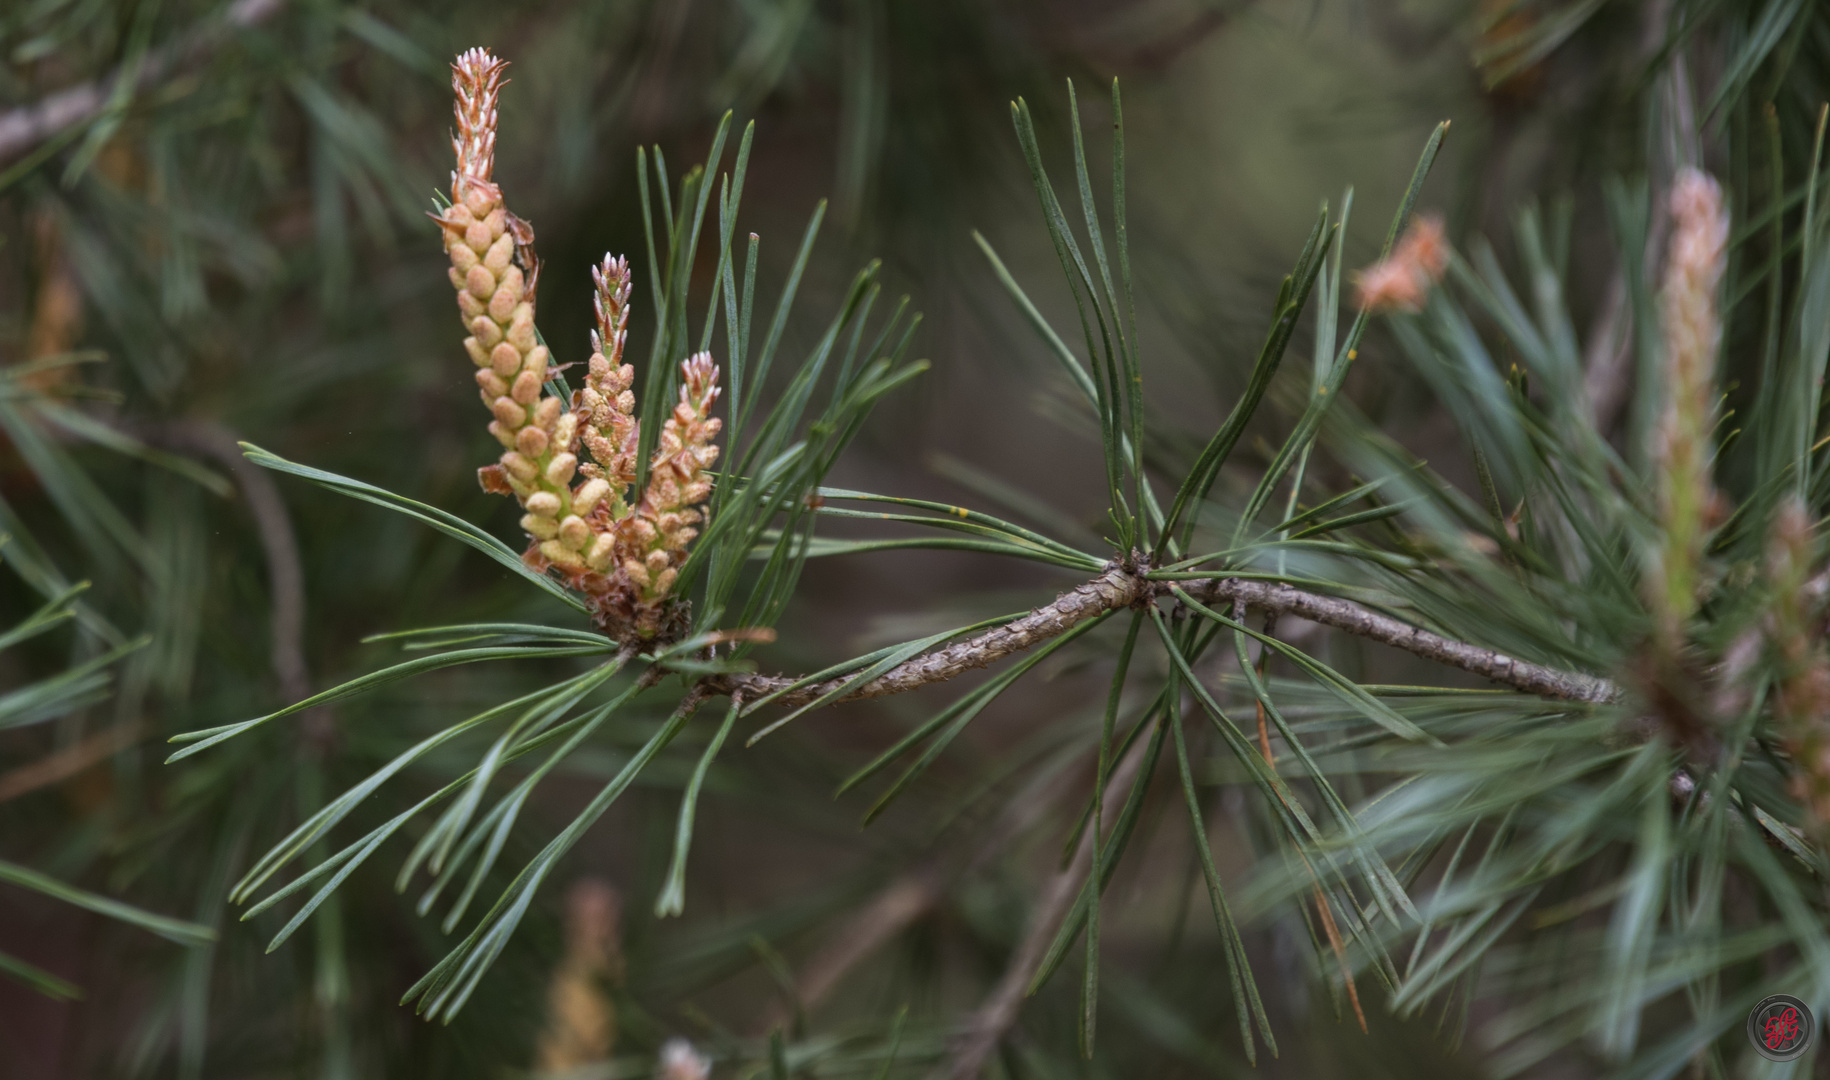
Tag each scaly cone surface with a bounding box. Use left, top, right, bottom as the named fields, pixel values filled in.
left=436, top=48, right=721, bottom=642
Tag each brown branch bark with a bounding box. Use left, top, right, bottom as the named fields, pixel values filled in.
left=1178, top=577, right=1620, bottom=703
left=0, top=722, right=141, bottom=803
left=709, top=565, right=1619, bottom=714
left=747, top=743, right=1097, bottom=1036
left=712, top=563, right=1145, bottom=707
left=0, top=0, right=287, bottom=165
left=943, top=734, right=1149, bottom=1080
left=751, top=869, right=945, bottom=1035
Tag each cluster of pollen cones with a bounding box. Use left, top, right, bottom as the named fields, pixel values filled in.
left=435, top=48, right=721, bottom=642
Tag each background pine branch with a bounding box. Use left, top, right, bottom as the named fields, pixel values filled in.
left=4, top=1, right=1829, bottom=1077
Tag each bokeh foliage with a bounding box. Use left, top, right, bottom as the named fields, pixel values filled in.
left=6, top=1, right=1830, bottom=1079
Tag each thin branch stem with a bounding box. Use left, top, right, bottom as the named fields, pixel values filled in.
left=1178, top=578, right=1619, bottom=703
left=0, top=0, right=287, bottom=165
left=711, top=563, right=1145, bottom=706
left=0, top=721, right=141, bottom=802
left=751, top=870, right=943, bottom=1035
left=1246, top=606, right=1277, bottom=763
left=711, top=565, right=1619, bottom=711
left=748, top=736, right=1112, bottom=1036
left=142, top=419, right=335, bottom=748
left=945, top=733, right=1149, bottom=1080
left=153, top=422, right=309, bottom=701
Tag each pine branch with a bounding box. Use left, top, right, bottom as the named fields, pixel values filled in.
left=751, top=871, right=943, bottom=1035
left=0, top=722, right=141, bottom=802
left=1177, top=578, right=1620, bottom=703
left=141, top=419, right=335, bottom=749
left=150, top=422, right=309, bottom=699
left=713, top=565, right=1620, bottom=709
left=944, top=727, right=1149, bottom=1079
left=711, top=562, right=1146, bottom=706
left=746, top=740, right=1095, bottom=1034
left=0, top=0, right=287, bottom=164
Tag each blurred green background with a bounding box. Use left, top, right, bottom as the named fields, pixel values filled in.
left=0, top=0, right=1723, bottom=1075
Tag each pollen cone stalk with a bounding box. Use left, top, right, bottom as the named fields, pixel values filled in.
left=436, top=48, right=721, bottom=643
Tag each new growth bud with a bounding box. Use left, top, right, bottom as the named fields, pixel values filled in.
left=442, top=49, right=572, bottom=526
left=440, top=50, right=722, bottom=642
left=1355, top=214, right=1449, bottom=314
left=1766, top=499, right=1830, bottom=828
left=1648, top=168, right=1729, bottom=642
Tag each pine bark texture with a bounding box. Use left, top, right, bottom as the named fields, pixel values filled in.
left=715, top=563, right=1145, bottom=706
left=713, top=566, right=1620, bottom=708
left=1180, top=578, right=1620, bottom=702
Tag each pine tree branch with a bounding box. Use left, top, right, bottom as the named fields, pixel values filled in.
left=752, top=870, right=944, bottom=1035
left=139, top=419, right=336, bottom=750
left=747, top=741, right=1098, bottom=1035
left=710, top=563, right=1146, bottom=706
left=1585, top=0, right=1687, bottom=438
left=0, top=0, right=286, bottom=165
left=943, top=728, right=1149, bottom=1080
left=1176, top=578, right=1621, bottom=703
left=151, top=421, right=310, bottom=703
left=0, top=721, right=141, bottom=803
left=710, top=565, right=1620, bottom=709
left=1583, top=274, right=1633, bottom=432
